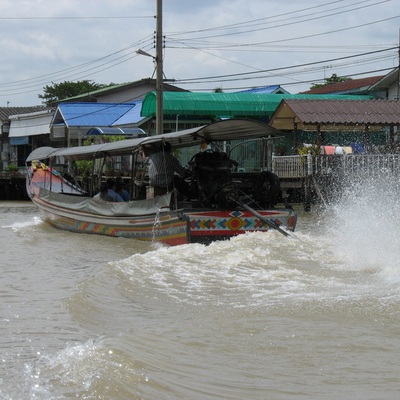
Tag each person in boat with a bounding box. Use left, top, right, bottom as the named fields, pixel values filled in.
left=145, top=142, right=190, bottom=198
left=132, top=149, right=149, bottom=199
left=93, top=182, right=113, bottom=202
left=199, top=138, right=212, bottom=152
left=189, top=138, right=237, bottom=170
left=116, top=178, right=130, bottom=202
left=188, top=138, right=213, bottom=167
left=105, top=178, right=124, bottom=202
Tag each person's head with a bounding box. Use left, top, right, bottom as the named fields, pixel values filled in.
left=200, top=138, right=210, bottom=150
left=138, top=146, right=146, bottom=160
left=139, top=145, right=155, bottom=160
left=116, top=182, right=125, bottom=193
left=161, top=141, right=172, bottom=153
left=107, top=178, right=116, bottom=189
left=100, top=182, right=108, bottom=194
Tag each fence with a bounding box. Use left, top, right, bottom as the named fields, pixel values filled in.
left=273, top=153, right=400, bottom=180
left=271, top=154, right=310, bottom=178
left=341, top=154, right=400, bottom=178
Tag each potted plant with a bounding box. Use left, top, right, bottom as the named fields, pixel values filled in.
left=5, top=163, right=19, bottom=175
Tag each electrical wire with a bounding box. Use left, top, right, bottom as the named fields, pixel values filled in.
left=175, top=47, right=398, bottom=82
left=166, top=0, right=391, bottom=41
left=0, top=0, right=397, bottom=101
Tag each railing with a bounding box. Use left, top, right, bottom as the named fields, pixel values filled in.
left=314, top=155, right=344, bottom=176
left=271, top=154, right=309, bottom=178
left=341, top=154, right=400, bottom=178
left=273, top=153, right=400, bottom=180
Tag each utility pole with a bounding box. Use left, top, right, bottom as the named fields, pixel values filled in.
left=156, top=0, right=163, bottom=135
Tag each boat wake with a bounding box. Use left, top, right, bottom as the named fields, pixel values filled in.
left=19, top=184, right=400, bottom=399
left=110, top=226, right=398, bottom=312
left=24, top=337, right=144, bottom=399
left=2, top=216, right=43, bottom=231
left=326, top=173, right=400, bottom=281
left=107, top=169, right=400, bottom=310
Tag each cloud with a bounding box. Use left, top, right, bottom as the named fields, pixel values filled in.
left=0, top=0, right=397, bottom=106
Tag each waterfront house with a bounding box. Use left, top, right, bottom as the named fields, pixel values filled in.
left=0, top=106, right=52, bottom=170
left=58, top=78, right=187, bottom=104
left=299, top=75, right=387, bottom=97
left=269, top=98, right=400, bottom=150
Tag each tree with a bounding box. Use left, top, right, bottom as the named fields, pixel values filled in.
left=310, top=73, right=351, bottom=90
left=38, top=80, right=107, bottom=106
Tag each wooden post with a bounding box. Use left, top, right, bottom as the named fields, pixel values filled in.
left=316, top=124, right=323, bottom=147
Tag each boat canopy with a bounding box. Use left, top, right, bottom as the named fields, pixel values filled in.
left=39, top=188, right=172, bottom=217
left=26, top=119, right=282, bottom=162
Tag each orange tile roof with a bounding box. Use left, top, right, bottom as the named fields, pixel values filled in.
left=299, top=76, right=385, bottom=95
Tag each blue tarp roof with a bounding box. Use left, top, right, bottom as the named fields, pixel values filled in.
left=236, top=85, right=288, bottom=94
left=113, top=101, right=144, bottom=125
left=53, top=102, right=144, bottom=127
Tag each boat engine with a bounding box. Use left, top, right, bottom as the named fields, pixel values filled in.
left=190, top=151, right=238, bottom=208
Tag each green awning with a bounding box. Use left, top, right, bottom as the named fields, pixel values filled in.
left=140, top=91, right=374, bottom=119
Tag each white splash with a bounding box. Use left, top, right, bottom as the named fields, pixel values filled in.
left=27, top=338, right=141, bottom=398
left=2, top=216, right=42, bottom=231
left=327, top=173, right=400, bottom=280
left=113, top=231, right=334, bottom=307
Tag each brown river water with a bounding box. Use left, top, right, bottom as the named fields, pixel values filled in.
left=1, top=175, right=400, bottom=399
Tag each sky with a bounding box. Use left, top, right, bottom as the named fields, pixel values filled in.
left=0, top=0, right=398, bottom=106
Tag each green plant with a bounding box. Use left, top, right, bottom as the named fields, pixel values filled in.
left=75, top=160, right=93, bottom=177
left=5, top=163, right=19, bottom=171
left=297, top=145, right=320, bottom=157
left=75, top=136, right=126, bottom=176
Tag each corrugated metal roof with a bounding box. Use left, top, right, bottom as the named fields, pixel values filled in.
left=112, top=101, right=144, bottom=125
left=369, top=68, right=399, bottom=91
left=235, top=85, right=289, bottom=94
left=273, top=99, right=400, bottom=125
left=299, top=75, right=384, bottom=95
left=53, top=102, right=144, bottom=127
left=0, top=106, right=50, bottom=121
left=141, top=91, right=373, bottom=118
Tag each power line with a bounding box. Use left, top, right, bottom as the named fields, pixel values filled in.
left=175, top=47, right=398, bottom=82
left=166, top=0, right=381, bottom=36
left=0, top=1, right=397, bottom=102
left=178, top=67, right=394, bottom=92
left=166, top=14, right=399, bottom=49
left=167, top=0, right=391, bottom=41
left=0, top=36, right=155, bottom=99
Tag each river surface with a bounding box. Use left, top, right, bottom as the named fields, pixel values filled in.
left=1, top=176, right=400, bottom=399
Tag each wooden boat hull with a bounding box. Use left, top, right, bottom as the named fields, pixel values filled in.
left=184, top=209, right=297, bottom=243
left=31, top=194, right=189, bottom=246
left=31, top=193, right=296, bottom=246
